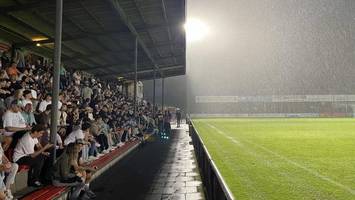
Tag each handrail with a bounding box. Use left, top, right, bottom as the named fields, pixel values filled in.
left=188, top=118, right=235, bottom=200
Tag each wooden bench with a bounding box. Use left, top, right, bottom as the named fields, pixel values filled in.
left=21, top=140, right=140, bottom=200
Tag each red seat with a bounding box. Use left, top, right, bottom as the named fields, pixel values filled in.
left=5, top=148, right=30, bottom=173
left=22, top=140, right=140, bottom=200
left=18, top=165, right=30, bottom=172
left=22, top=186, right=67, bottom=200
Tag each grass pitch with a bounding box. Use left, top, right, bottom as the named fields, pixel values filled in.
left=192, top=118, right=355, bottom=200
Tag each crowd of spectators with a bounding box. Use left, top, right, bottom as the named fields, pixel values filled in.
left=0, top=53, right=160, bottom=200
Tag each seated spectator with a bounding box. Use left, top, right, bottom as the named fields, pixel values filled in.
left=53, top=143, right=84, bottom=199
left=0, top=137, right=18, bottom=200
left=37, top=104, right=51, bottom=128
left=94, top=117, right=108, bottom=153
left=3, top=100, right=30, bottom=133
left=38, top=94, right=51, bottom=113
left=21, top=90, right=32, bottom=108
left=0, top=79, right=11, bottom=100
left=64, top=123, right=91, bottom=146
left=59, top=104, right=68, bottom=126
left=21, top=103, right=36, bottom=126
left=5, top=90, right=22, bottom=109
left=71, top=139, right=96, bottom=199
left=102, top=118, right=113, bottom=150
left=54, top=140, right=96, bottom=199
left=13, top=125, right=53, bottom=187
left=0, top=70, right=9, bottom=80
left=5, top=63, right=20, bottom=80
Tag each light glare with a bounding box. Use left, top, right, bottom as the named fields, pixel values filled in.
left=184, top=18, right=209, bottom=42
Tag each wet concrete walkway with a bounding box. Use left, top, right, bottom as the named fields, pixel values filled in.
left=145, top=124, right=205, bottom=200
left=91, top=124, right=205, bottom=200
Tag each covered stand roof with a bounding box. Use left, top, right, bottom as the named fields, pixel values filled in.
left=0, top=0, right=186, bottom=80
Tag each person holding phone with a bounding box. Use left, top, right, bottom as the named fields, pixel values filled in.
left=13, top=125, right=53, bottom=187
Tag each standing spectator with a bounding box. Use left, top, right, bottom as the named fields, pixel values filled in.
left=81, top=82, right=93, bottom=101
left=176, top=109, right=181, bottom=128
left=13, top=125, right=53, bottom=187
left=73, top=71, right=81, bottom=85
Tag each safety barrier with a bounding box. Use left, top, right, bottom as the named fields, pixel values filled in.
left=188, top=120, right=234, bottom=200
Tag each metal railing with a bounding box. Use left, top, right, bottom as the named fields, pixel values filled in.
left=188, top=119, right=234, bottom=200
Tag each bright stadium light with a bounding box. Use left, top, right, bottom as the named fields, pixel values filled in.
left=184, top=18, right=209, bottom=42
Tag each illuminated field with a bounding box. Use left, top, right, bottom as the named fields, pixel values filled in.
left=193, top=118, right=355, bottom=200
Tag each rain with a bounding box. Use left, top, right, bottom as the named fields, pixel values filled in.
left=146, top=0, right=355, bottom=114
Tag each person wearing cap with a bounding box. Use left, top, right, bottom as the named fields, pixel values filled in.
left=13, top=125, right=53, bottom=187
left=2, top=100, right=30, bottom=133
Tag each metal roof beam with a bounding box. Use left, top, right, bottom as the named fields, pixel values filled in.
left=83, top=64, right=142, bottom=72
left=83, top=53, right=183, bottom=72
left=106, top=0, right=161, bottom=75
left=63, top=41, right=182, bottom=62
left=124, top=65, right=184, bottom=76
left=132, top=0, right=166, bottom=62
left=97, top=64, right=183, bottom=78
left=0, top=0, right=47, bottom=13
left=160, top=0, right=177, bottom=64
left=13, top=23, right=181, bottom=47
left=2, top=11, right=100, bottom=67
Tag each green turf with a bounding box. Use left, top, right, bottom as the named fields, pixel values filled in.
left=192, top=118, right=355, bottom=200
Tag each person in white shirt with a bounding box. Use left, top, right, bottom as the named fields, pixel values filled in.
left=38, top=93, right=62, bottom=113
left=38, top=94, right=52, bottom=113
left=0, top=141, right=18, bottom=200
left=2, top=100, right=31, bottom=133
left=13, top=125, right=53, bottom=187
left=64, top=125, right=85, bottom=146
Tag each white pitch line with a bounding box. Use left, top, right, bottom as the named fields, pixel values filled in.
left=207, top=123, right=242, bottom=146
left=205, top=122, right=355, bottom=196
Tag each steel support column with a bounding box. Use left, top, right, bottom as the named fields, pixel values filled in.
left=50, top=0, right=63, bottom=163
left=153, top=68, right=156, bottom=117
left=134, top=37, right=138, bottom=115
left=162, top=77, right=165, bottom=111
